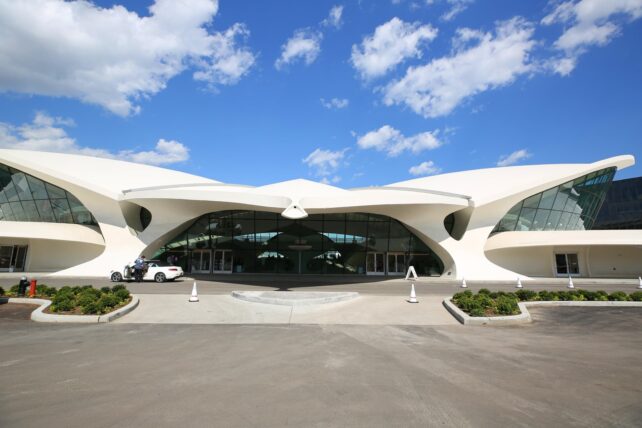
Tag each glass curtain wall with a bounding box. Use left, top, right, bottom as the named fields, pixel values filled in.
left=0, top=163, right=97, bottom=225
left=155, top=211, right=444, bottom=276
left=492, top=168, right=616, bottom=234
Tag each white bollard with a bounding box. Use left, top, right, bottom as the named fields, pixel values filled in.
left=638, top=277, right=642, bottom=289
left=461, top=277, right=467, bottom=288
left=407, top=283, right=418, bottom=303
left=516, top=277, right=523, bottom=289
left=189, top=281, right=199, bottom=302
left=567, top=275, right=574, bottom=289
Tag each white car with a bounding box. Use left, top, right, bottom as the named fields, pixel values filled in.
left=110, top=260, right=184, bottom=283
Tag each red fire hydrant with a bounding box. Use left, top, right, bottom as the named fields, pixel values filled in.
left=29, top=279, right=37, bottom=298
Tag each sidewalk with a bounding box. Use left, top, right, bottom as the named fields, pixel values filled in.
left=114, top=293, right=460, bottom=325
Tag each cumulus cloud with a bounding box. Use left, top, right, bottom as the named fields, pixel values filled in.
left=351, top=17, right=438, bottom=80
left=302, top=148, right=348, bottom=176
left=383, top=17, right=535, bottom=118
left=320, top=98, right=349, bottom=109
left=409, top=160, right=441, bottom=176
left=275, top=29, right=323, bottom=70
left=356, top=125, right=443, bottom=157
left=542, top=0, right=642, bottom=75
left=0, top=112, right=189, bottom=165
left=496, top=149, right=531, bottom=167
left=322, top=5, right=344, bottom=29
left=0, top=0, right=256, bottom=116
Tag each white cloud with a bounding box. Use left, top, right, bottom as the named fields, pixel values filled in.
left=302, top=148, right=347, bottom=176
left=0, top=112, right=189, bottom=165
left=383, top=17, right=535, bottom=118
left=0, top=0, right=256, bottom=116
left=320, top=175, right=342, bottom=185
left=356, top=125, right=443, bottom=157
left=351, top=17, right=438, bottom=80
left=496, top=149, right=531, bottom=167
left=322, top=5, right=344, bottom=29
left=409, top=160, right=441, bottom=176
left=320, top=97, right=349, bottom=109
left=275, top=29, right=323, bottom=70
left=440, top=0, right=474, bottom=22
left=542, top=0, right=642, bottom=75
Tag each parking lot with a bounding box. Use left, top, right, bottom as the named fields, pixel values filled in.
left=1, top=304, right=641, bottom=427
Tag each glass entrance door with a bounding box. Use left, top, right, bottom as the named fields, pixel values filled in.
left=366, top=252, right=385, bottom=275
left=0, top=246, right=13, bottom=271
left=191, top=250, right=211, bottom=274
left=555, top=253, right=579, bottom=276
left=213, top=250, right=233, bottom=273
left=387, top=253, right=406, bottom=275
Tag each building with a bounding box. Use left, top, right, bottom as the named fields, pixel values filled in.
left=594, top=176, right=642, bottom=230
left=1, top=149, right=640, bottom=279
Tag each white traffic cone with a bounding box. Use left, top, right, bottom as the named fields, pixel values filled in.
left=516, top=277, right=523, bottom=289
left=567, top=275, right=574, bottom=289
left=461, top=277, right=467, bottom=288
left=407, top=283, right=418, bottom=303
left=638, top=277, right=642, bottom=289
left=189, top=281, right=199, bottom=302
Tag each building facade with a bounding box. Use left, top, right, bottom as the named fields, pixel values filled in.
left=1, top=149, right=640, bottom=279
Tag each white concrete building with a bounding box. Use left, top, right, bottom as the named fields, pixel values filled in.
left=1, top=149, right=640, bottom=279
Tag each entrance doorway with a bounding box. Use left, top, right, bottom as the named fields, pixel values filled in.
left=0, top=245, right=28, bottom=272
left=387, top=253, right=406, bottom=275
left=190, top=250, right=211, bottom=274
left=555, top=253, right=579, bottom=276
left=366, top=252, right=385, bottom=275
left=213, top=250, right=233, bottom=273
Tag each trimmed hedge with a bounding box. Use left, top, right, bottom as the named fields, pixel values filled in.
left=453, top=289, right=642, bottom=317
left=5, top=284, right=130, bottom=315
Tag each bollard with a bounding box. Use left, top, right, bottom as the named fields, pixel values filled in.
left=188, top=281, right=199, bottom=302
left=29, top=279, right=37, bottom=298
left=407, top=283, right=418, bottom=303
left=567, top=275, right=574, bottom=289
left=516, top=277, right=523, bottom=289
left=638, top=277, right=642, bottom=289
left=461, top=277, right=467, bottom=288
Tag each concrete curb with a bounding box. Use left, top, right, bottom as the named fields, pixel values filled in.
left=231, top=291, right=359, bottom=306
left=443, top=298, right=642, bottom=326
left=5, top=296, right=139, bottom=323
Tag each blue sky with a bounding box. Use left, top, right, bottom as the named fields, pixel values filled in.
left=0, top=0, right=641, bottom=186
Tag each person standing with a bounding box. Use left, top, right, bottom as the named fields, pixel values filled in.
left=133, top=255, right=146, bottom=282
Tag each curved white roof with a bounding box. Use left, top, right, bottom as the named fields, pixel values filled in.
left=0, top=149, right=218, bottom=199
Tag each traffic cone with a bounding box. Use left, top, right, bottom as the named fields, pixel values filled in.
left=638, top=277, right=642, bottom=289
left=189, top=281, right=199, bottom=302
left=567, top=275, right=574, bottom=289
left=407, top=283, right=418, bottom=303
left=516, top=277, right=523, bottom=289
left=461, top=277, right=467, bottom=288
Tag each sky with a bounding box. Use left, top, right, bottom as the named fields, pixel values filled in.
left=0, top=0, right=641, bottom=187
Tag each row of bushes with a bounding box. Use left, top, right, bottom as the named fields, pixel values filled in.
left=453, top=289, right=642, bottom=317
left=2, top=284, right=130, bottom=315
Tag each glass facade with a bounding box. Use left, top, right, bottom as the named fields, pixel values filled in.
left=0, top=163, right=97, bottom=225
left=593, top=176, right=642, bottom=230
left=155, top=210, right=444, bottom=276
left=492, top=168, right=616, bottom=234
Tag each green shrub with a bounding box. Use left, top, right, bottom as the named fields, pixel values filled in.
left=111, top=284, right=127, bottom=293
left=495, top=295, right=519, bottom=315
left=516, top=289, right=538, bottom=301
left=537, top=290, right=558, bottom=301
left=595, top=290, right=609, bottom=301
left=76, top=292, right=98, bottom=307
left=609, top=291, right=629, bottom=301
left=9, top=284, right=19, bottom=295
left=80, top=300, right=99, bottom=314
left=567, top=291, right=585, bottom=301
left=478, top=288, right=491, bottom=296
left=114, top=288, right=130, bottom=302
left=469, top=307, right=485, bottom=317
left=96, top=294, right=120, bottom=313
left=51, top=293, right=75, bottom=312
left=630, top=292, right=642, bottom=302
left=100, top=286, right=112, bottom=294
left=0, top=286, right=4, bottom=296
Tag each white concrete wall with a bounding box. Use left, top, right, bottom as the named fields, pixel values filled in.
left=588, top=246, right=642, bottom=278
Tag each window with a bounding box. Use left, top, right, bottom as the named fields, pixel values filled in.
left=555, top=253, right=579, bottom=276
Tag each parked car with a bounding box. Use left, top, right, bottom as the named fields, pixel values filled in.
left=110, top=260, right=184, bottom=283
